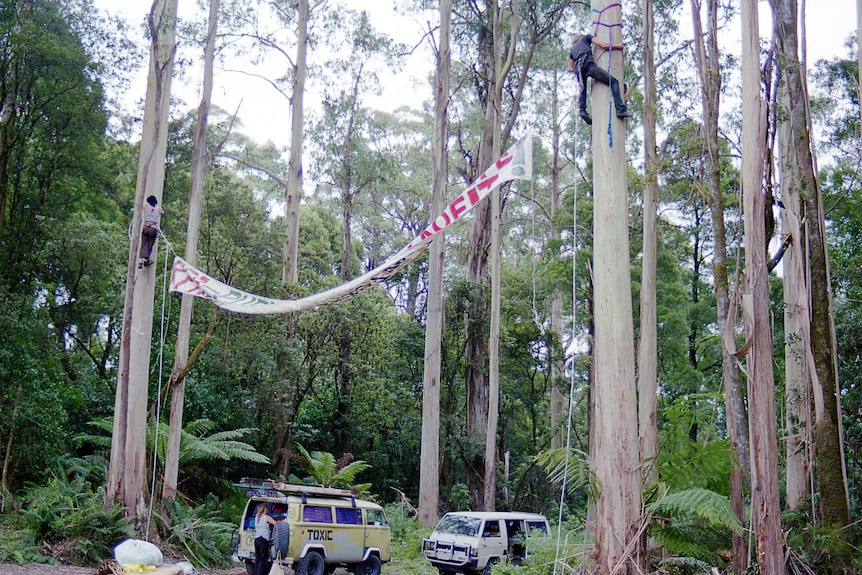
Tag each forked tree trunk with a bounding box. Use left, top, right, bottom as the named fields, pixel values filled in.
left=162, top=0, right=219, bottom=505
left=740, top=0, right=784, bottom=570
left=589, top=1, right=643, bottom=573
left=771, top=1, right=851, bottom=569
left=418, top=0, right=451, bottom=528
left=107, top=0, right=177, bottom=524
left=773, top=1, right=811, bottom=514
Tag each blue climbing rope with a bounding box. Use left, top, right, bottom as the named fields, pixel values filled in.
left=591, top=3, right=623, bottom=148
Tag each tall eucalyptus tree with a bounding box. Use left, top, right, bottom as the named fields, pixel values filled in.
left=419, top=0, right=452, bottom=527
left=107, top=0, right=178, bottom=523
left=771, top=0, right=851, bottom=569
left=689, top=0, right=748, bottom=570
left=163, top=0, right=220, bottom=505
left=588, top=0, right=643, bottom=571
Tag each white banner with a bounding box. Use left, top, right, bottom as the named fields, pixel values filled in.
left=170, top=134, right=533, bottom=314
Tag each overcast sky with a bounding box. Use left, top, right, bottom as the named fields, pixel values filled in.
left=94, top=0, right=858, bottom=149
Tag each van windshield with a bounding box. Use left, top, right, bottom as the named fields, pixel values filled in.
left=435, top=515, right=482, bottom=536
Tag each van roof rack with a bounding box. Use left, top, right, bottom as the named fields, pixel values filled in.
left=236, top=478, right=356, bottom=499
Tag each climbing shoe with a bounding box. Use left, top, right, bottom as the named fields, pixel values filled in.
left=616, top=109, right=633, bottom=120
left=579, top=111, right=593, bottom=125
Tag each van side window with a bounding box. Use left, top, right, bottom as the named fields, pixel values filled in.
left=336, top=507, right=363, bottom=525
left=303, top=505, right=333, bottom=523
left=366, top=509, right=387, bottom=526
left=482, top=520, right=501, bottom=537
left=526, top=521, right=548, bottom=535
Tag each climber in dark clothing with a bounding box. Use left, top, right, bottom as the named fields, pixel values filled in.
left=568, top=33, right=632, bottom=126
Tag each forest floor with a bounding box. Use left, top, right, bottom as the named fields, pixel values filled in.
left=0, top=564, right=245, bottom=575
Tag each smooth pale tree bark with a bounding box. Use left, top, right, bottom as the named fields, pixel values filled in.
left=690, top=0, right=748, bottom=570
left=637, top=0, right=658, bottom=487
left=771, top=1, right=851, bottom=568
left=418, top=0, right=451, bottom=528
left=162, top=0, right=219, bottom=504
left=465, top=0, right=498, bottom=510
left=777, top=104, right=811, bottom=512
left=107, top=0, right=177, bottom=521
left=549, top=66, right=564, bottom=452
left=589, top=1, right=643, bottom=573
left=283, top=0, right=308, bottom=286
left=483, top=0, right=518, bottom=512
left=740, top=0, right=784, bottom=570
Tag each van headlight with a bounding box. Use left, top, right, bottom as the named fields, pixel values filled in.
left=423, top=540, right=436, bottom=551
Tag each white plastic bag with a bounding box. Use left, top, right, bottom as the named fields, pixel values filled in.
left=113, top=538, right=164, bottom=566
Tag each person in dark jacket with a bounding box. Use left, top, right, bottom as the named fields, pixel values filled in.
left=568, top=33, right=632, bottom=126
left=138, top=195, right=164, bottom=268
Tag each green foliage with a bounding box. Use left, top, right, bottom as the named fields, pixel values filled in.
left=17, top=457, right=132, bottom=565
left=293, top=444, right=372, bottom=492
left=384, top=504, right=432, bottom=562
left=646, top=487, right=741, bottom=566
left=0, top=522, right=45, bottom=564
left=79, top=417, right=270, bottom=498
left=533, top=448, right=592, bottom=498
left=153, top=496, right=237, bottom=568
left=493, top=532, right=582, bottom=575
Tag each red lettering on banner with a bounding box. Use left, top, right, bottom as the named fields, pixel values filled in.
left=495, top=152, right=513, bottom=169
left=419, top=230, right=433, bottom=241
left=477, top=174, right=499, bottom=191
left=466, top=187, right=480, bottom=206
left=432, top=210, right=451, bottom=232
left=450, top=196, right=467, bottom=218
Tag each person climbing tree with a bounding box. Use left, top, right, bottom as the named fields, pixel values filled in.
left=139, top=195, right=164, bottom=268
left=567, top=33, right=632, bottom=126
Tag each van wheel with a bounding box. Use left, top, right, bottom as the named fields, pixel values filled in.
left=297, top=551, right=326, bottom=575
left=354, top=555, right=381, bottom=575
left=482, top=557, right=499, bottom=575
left=244, top=560, right=255, bottom=575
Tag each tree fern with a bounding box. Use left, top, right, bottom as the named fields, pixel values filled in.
left=294, top=444, right=372, bottom=490
left=533, top=447, right=593, bottom=496
left=647, top=487, right=743, bottom=533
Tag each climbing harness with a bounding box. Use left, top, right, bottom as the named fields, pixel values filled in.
left=591, top=3, right=623, bottom=148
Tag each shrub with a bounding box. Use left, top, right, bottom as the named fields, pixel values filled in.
left=18, top=457, right=133, bottom=564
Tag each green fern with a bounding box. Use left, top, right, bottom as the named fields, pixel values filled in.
left=79, top=417, right=271, bottom=467
left=294, top=444, right=372, bottom=490
left=533, top=447, right=593, bottom=497
left=647, top=487, right=743, bottom=534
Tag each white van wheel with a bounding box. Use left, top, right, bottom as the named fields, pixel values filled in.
left=354, top=555, right=381, bottom=575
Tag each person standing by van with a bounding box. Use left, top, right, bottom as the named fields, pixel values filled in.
left=254, top=503, right=277, bottom=575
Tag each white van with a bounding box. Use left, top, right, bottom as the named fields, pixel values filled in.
left=421, top=511, right=550, bottom=575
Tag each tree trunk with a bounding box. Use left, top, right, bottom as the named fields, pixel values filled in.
left=741, top=1, right=784, bottom=570
left=107, top=0, right=177, bottom=524
left=637, top=0, right=658, bottom=487
left=690, top=0, right=748, bottom=570
left=464, top=1, right=497, bottom=511
left=283, top=0, right=308, bottom=286
left=418, top=0, right=451, bottom=528
left=770, top=1, right=851, bottom=568
left=589, top=1, right=643, bottom=573
left=549, top=67, right=564, bottom=452
left=162, top=0, right=219, bottom=505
